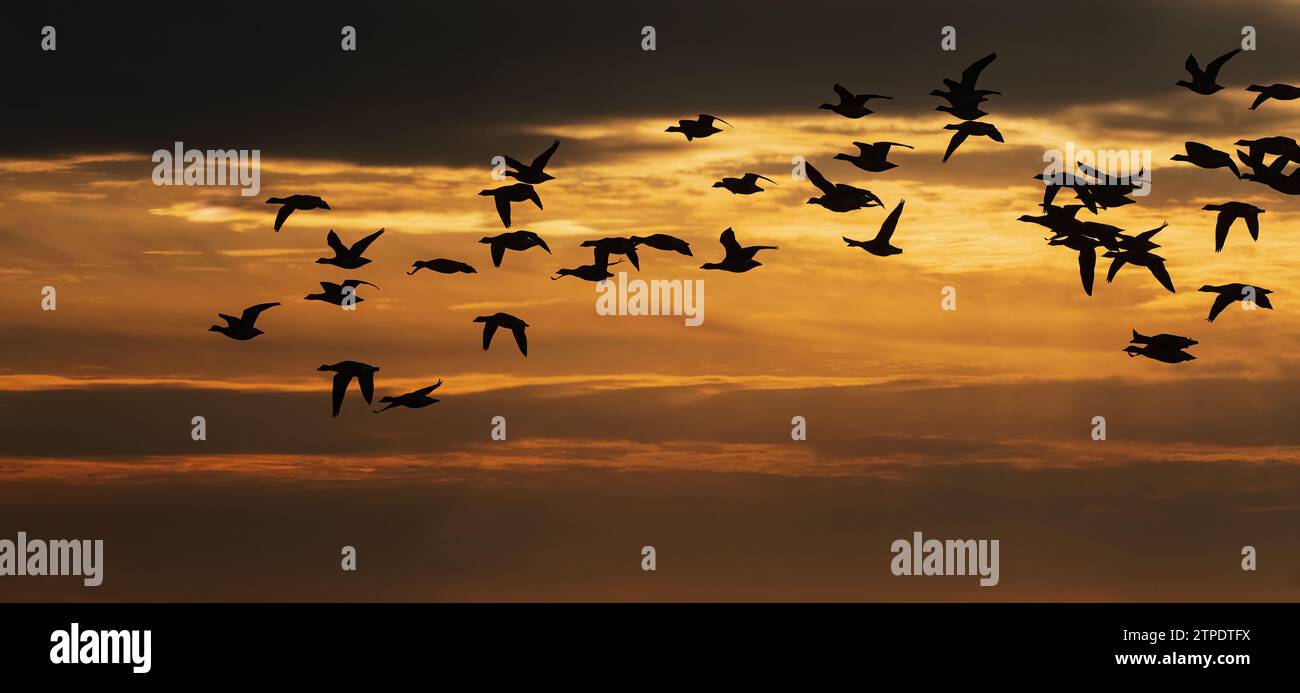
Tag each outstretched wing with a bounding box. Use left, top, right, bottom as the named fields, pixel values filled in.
left=1148, top=260, right=1176, bottom=293
left=804, top=162, right=835, bottom=195
left=357, top=370, right=375, bottom=403
left=341, top=279, right=379, bottom=290
left=1214, top=213, right=1231, bottom=252
left=960, top=52, right=998, bottom=89
left=273, top=204, right=293, bottom=232
left=1245, top=212, right=1260, bottom=240
left=240, top=302, right=280, bottom=325
left=1206, top=292, right=1236, bottom=322
left=1105, top=255, right=1127, bottom=283
left=349, top=228, right=385, bottom=256
left=412, top=380, right=444, bottom=397
left=330, top=372, right=353, bottom=417
left=481, top=321, right=499, bottom=350
left=532, top=139, right=560, bottom=170
left=495, top=195, right=512, bottom=227
left=831, top=83, right=853, bottom=102
left=1206, top=48, right=1241, bottom=77
left=1184, top=54, right=1201, bottom=77
left=942, top=130, right=969, bottom=163
left=875, top=200, right=906, bottom=243
left=1077, top=245, right=1096, bottom=296
left=720, top=227, right=742, bottom=255
left=510, top=325, right=529, bottom=356
left=325, top=229, right=349, bottom=255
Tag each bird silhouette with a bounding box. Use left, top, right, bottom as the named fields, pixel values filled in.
left=834, top=141, right=913, bottom=173
left=1113, top=222, right=1170, bottom=253
left=1047, top=233, right=1102, bottom=295
left=316, top=228, right=384, bottom=269
left=408, top=258, right=476, bottom=275
left=700, top=228, right=777, bottom=273
left=843, top=200, right=906, bottom=257
left=934, top=52, right=1000, bottom=119
left=266, top=195, right=329, bottom=232
left=666, top=114, right=731, bottom=141
left=1131, top=330, right=1198, bottom=350
left=1236, top=149, right=1300, bottom=196
left=1171, top=142, right=1240, bottom=177
left=1074, top=161, right=1145, bottom=210
left=479, top=183, right=542, bottom=227
left=630, top=233, right=692, bottom=256
left=209, top=302, right=279, bottom=340
left=479, top=230, right=551, bottom=268
left=819, top=84, right=892, bottom=118
left=373, top=381, right=443, bottom=413
left=475, top=313, right=529, bottom=356
left=553, top=259, right=623, bottom=282
left=580, top=237, right=640, bottom=269
left=942, top=121, right=1004, bottom=162
left=503, top=139, right=560, bottom=184
left=1177, top=48, right=1240, bottom=94
left=1104, top=249, right=1175, bottom=293
left=306, top=279, right=379, bottom=305
left=1124, top=343, right=1197, bottom=363
left=317, top=360, right=380, bottom=417
left=1236, top=135, right=1300, bottom=161
left=714, top=173, right=778, bottom=195
left=1200, top=283, right=1274, bottom=322
left=1246, top=83, right=1300, bottom=110
left=804, top=161, right=883, bottom=212
left=1202, top=202, right=1265, bottom=252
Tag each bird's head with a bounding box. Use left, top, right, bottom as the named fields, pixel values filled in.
left=208, top=325, right=222, bottom=333
left=316, top=364, right=332, bottom=372
left=712, top=181, right=725, bottom=188
left=1123, top=346, right=1143, bottom=357
left=806, top=198, right=821, bottom=205
left=1198, top=284, right=1217, bottom=292
left=1175, top=79, right=1191, bottom=89
left=817, top=103, right=833, bottom=110
left=314, top=258, right=329, bottom=264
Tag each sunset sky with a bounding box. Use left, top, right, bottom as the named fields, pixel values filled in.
left=1, top=1, right=1298, bottom=601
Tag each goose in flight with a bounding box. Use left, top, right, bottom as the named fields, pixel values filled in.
left=316, top=228, right=384, bottom=269
left=479, top=183, right=542, bottom=227
left=408, top=258, right=477, bottom=275
left=209, top=302, right=280, bottom=340
left=1246, top=83, right=1300, bottom=110
left=818, top=84, right=892, bottom=118
left=504, top=139, right=560, bottom=184
left=1200, top=283, right=1274, bottom=322
left=630, top=233, right=693, bottom=256
left=318, top=360, right=380, bottom=417
left=942, top=120, right=1003, bottom=162
left=804, top=161, right=883, bottom=212
left=1123, top=343, right=1197, bottom=363
left=934, top=52, right=1000, bottom=119
left=1202, top=202, right=1265, bottom=252
left=479, top=230, right=551, bottom=268
left=374, top=381, right=443, bottom=413
left=1171, top=142, right=1239, bottom=177
left=1177, top=48, right=1240, bottom=95
left=666, top=114, right=731, bottom=141
left=581, top=236, right=640, bottom=269
left=834, top=141, right=913, bottom=173
left=553, top=259, right=623, bottom=282
left=700, top=228, right=777, bottom=273
left=475, top=312, right=529, bottom=356
left=714, top=173, right=778, bottom=195
left=266, top=195, right=330, bottom=232
left=1104, top=249, right=1176, bottom=293
left=305, top=279, right=379, bottom=306
left=1130, top=330, right=1198, bottom=350
left=843, top=200, right=906, bottom=257
left=1047, top=233, right=1103, bottom=296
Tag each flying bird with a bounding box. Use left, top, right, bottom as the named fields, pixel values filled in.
left=1202, top=202, right=1265, bottom=252
left=713, top=173, right=778, bottom=195
left=266, top=195, right=329, bottom=232
left=1245, top=83, right=1299, bottom=110
left=373, top=381, right=443, bottom=413
left=503, top=139, right=560, bottom=184
left=475, top=312, right=529, bottom=356
left=479, top=183, right=542, bottom=227
left=843, top=200, right=906, bottom=257
left=1131, top=330, right=1199, bottom=350
left=834, top=141, right=913, bottom=173
left=305, top=279, right=379, bottom=306
left=1177, top=48, right=1241, bottom=95
left=700, top=227, right=777, bottom=273
left=479, top=230, right=551, bottom=268
left=553, top=259, right=623, bottom=282
left=819, top=84, right=892, bottom=118
left=942, top=120, right=1004, bottom=162
left=933, top=52, right=1000, bottom=119
left=408, top=258, right=476, bottom=275
left=630, top=233, right=693, bottom=256
left=1104, top=249, right=1175, bottom=293
left=804, top=161, right=883, bottom=212
left=666, top=114, right=731, bottom=141
left=1124, top=343, right=1197, bottom=363
left=318, top=360, right=380, bottom=417
left=1047, top=233, right=1103, bottom=296
left=1200, top=283, right=1274, bottom=322
left=581, top=237, right=641, bottom=269
left=208, top=302, right=280, bottom=340
left=1171, top=142, right=1240, bottom=178
left=316, top=228, right=385, bottom=269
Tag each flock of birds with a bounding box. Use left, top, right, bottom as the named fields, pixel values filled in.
left=211, top=49, right=1296, bottom=414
